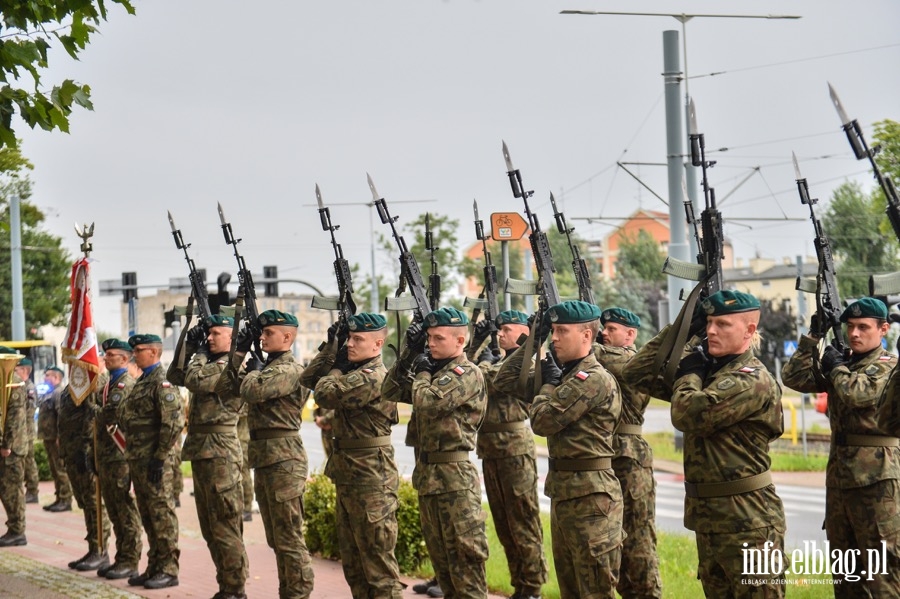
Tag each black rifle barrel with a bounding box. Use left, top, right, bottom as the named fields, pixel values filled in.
left=550, top=192, right=595, bottom=304
left=167, top=211, right=212, bottom=323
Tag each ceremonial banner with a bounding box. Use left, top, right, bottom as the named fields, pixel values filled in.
left=62, top=257, right=101, bottom=405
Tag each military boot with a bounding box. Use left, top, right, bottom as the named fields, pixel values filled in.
left=0, top=532, right=26, bottom=547
left=413, top=578, right=438, bottom=594
left=74, top=552, right=109, bottom=572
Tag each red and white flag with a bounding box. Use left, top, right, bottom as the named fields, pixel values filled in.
left=62, top=257, right=101, bottom=405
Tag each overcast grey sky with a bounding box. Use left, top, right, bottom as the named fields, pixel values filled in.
left=15, top=0, right=900, bottom=334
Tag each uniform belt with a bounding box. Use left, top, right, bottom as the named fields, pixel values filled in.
left=128, top=425, right=157, bottom=433
left=834, top=432, right=900, bottom=447
left=616, top=424, right=643, bottom=436
left=250, top=428, right=300, bottom=441
left=548, top=457, right=612, bottom=472
left=684, top=471, right=773, bottom=499
left=333, top=436, right=392, bottom=450
left=189, top=424, right=235, bottom=434
left=419, top=451, right=470, bottom=464
left=479, top=421, right=527, bottom=433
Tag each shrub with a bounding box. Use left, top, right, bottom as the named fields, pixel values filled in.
left=33, top=439, right=52, bottom=481
left=302, top=473, right=429, bottom=573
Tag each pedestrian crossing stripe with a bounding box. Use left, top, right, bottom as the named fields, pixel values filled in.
left=575, top=371, right=589, bottom=380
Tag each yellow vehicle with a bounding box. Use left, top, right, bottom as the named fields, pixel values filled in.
left=0, top=339, right=58, bottom=388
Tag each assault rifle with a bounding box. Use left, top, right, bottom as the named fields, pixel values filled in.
left=311, top=184, right=357, bottom=342
left=425, top=213, right=440, bottom=311
left=792, top=152, right=847, bottom=354
left=828, top=83, right=900, bottom=297
left=463, top=200, right=500, bottom=353
left=550, top=192, right=595, bottom=304
left=369, top=173, right=431, bottom=323
left=653, top=99, right=725, bottom=390
left=167, top=211, right=213, bottom=327
left=217, top=203, right=263, bottom=359
left=501, top=141, right=561, bottom=311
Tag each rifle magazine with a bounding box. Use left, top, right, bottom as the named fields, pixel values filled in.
left=870, top=271, right=900, bottom=296
left=311, top=295, right=341, bottom=311
left=505, top=278, right=540, bottom=296
left=661, top=257, right=705, bottom=282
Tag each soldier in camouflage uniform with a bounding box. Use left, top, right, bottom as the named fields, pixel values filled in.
left=495, top=301, right=623, bottom=599
left=466, top=310, right=546, bottom=599
left=626, top=290, right=785, bottom=598
left=168, top=315, right=249, bottom=599
left=119, top=333, right=183, bottom=590
left=595, top=307, right=661, bottom=599
left=313, top=404, right=335, bottom=459
left=0, top=346, right=29, bottom=547
left=38, top=366, right=73, bottom=511
left=786, top=297, right=900, bottom=596
left=236, top=403, right=254, bottom=522
left=92, top=338, right=142, bottom=580
left=219, top=309, right=314, bottom=599
left=58, top=379, right=112, bottom=572
left=301, top=312, right=404, bottom=598
left=14, top=358, right=39, bottom=504
left=383, top=306, right=489, bottom=598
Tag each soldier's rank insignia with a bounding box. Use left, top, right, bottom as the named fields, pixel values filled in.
left=453, top=366, right=465, bottom=375
left=575, top=371, right=589, bottom=380
left=437, top=375, right=452, bottom=386
left=717, top=379, right=736, bottom=390
left=865, top=365, right=879, bottom=376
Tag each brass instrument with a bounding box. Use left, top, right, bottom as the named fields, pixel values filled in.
left=0, top=352, right=24, bottom=435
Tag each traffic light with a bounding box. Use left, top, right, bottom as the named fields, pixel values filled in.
left=208, top=272, right=232, bottom=314
left=122, top=272, right=137, bottom=303
left=263, top=265, right=278, bottom=297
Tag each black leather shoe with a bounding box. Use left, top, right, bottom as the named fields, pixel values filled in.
left=106, top=565, right=139, bottom=580
left=144, top=573, right=179, bottom=589
left=25, top=493, right=38, bottom=504
left=0, top=532, right=26, bottom=547
left=426, top=584, right=444, bottom=598
left=47, top=500, right=72, bottom=513
left=42, top=501, right=58, bottom=511
left=74, top=552, right=109, bottom=572
left=68, top=551, right=92, bottom=569
left=127, top=572, right=149, bottom=586
left=97, top=561, right=114, bottom=577
left=413, top=578, right=438, bottom=594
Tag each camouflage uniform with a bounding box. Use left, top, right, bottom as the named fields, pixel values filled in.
left=22, top=377, right=39, bottom=498
left=496, top=348, right=624, bottom=599
left=785, top=334, right=900, bottom=597
left=58, top=383, right=111, bottom=556
left=234, top=350, right=314, bottom=599
left=301, top=349, right=403, bottom=598
left=168, top=351, right=249, bottom=596
left=0, top=372, right=28, bottom=536
left=593, top=342, right=661, bottom=599
left=119, top=363, right=184, bottom=579
left=469, top=341, right=546, bottom=598
left=383, top=350, right=489, bottom=598
left=237, top=404, right=254, bottom=513
left=313, top=405, right=335, bottom=459
left=626, top=326, right=786, bottom=598
left=37, top=385, right=73, bottom=504
left=92, top=367, right=142, bottom=573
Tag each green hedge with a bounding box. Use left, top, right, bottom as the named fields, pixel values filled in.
left=33, top=439, right=52, bottom=481
left=303, top=473, right=429, bottom=573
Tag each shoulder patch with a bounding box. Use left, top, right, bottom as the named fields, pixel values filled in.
left=111, top=393, right=122, bottom=403
left=879, top=356, right=894, bottom=362
left=717, top=378, right=737, bottom=390
left=346, top=373, right=361, bottom=384
left=164, top=392, right=176, bottom=402
left=437, top=374, right=452, bottom=386
left=865, top=365, right=879, bottom=376
left=575, top=371, right=589, bottom=381
left=738, top=366, right=756, bottom=373
left=362, top=368, right=374, bottom=374
left=558, top=385, right=572, bottom=399
left=116, top=382, right=126, bottom=389
left=161, top=381, right=172, bottom=388
left=216, top=359, right=226, bottom=365
left=452, top=366, right=465, bottom=376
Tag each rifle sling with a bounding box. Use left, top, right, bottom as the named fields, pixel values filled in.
left=653, top=280, right=706, bottom=391
left=176, top=294, right=195, bottom=371
left=518, top=318, right=537, bottom=395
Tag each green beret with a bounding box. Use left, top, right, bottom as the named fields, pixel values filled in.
left=547, top=300, right=601, bottom=325
left=101, top=338, right=132, bottom=353
left=207, top=314, right=235, bottom=328
left=496, top=310, right=529, bottom=326
left=424, top=307, right=469, bottom=328
left=0, top=346, right=20, bottom=356
left=840, top=297, right=888, bottom=322
left=258, top=309, right=298, bottom=328
left=601, top=307, right=640, bottom=329
left=46, top=365, right=65, bottom=375
left=128, top=333, right=162, bottom=347
left=700, top=290, right=760, bottom=316
left=347, top=313, right=387, bottom=332
left=18, top=357, right=33, bottom=367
